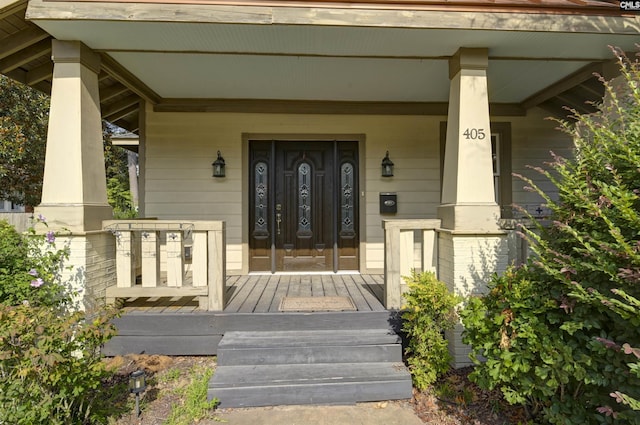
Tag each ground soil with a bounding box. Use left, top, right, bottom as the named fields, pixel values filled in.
left=105, top=355, right=528, bottom=425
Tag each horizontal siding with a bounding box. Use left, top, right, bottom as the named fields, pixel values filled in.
left=509, top=108, right=573, bottom=211
left=144, top=107, right=572, bottom=272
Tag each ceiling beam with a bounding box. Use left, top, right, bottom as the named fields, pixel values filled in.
left=520, top=61, right=606, bottom=110
left=104, top=104, right=138, bottom=123
left=112, top=118, right=138, bottom=133
left=100, top=83, right=131, bottom=102
left=155, top=99, right=526, bottom=116
left=102, top=94, right=140, bottom=120
left=25, top=61, right=53, bottom=85
left=0, top=38, right=51, bottom=73
left=100, top=54, right=161, bottom=104
left=0, top=25, right=49, bottom=60
left=0, top=0, right=27, bottom=20
left=4, top=67, right=26, bottom=84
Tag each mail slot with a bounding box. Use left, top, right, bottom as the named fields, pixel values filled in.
left=379, top=192, right=397, bottom=214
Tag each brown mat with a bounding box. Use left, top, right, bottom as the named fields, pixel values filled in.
left=279, top=296, right=357, bottom=312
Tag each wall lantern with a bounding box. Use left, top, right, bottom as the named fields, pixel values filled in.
left=129, top=369, right=146, bottom=417
left=212, top=151, right=226, bottom=178
left=381, top=151, right=394, bottom=177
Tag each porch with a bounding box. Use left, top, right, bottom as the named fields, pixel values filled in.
left=116, top=273, right=386, bottom=314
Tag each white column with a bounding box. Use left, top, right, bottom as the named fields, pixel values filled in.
left=438, top=48, right=500, bottom=232
left=36, top=40, right=112, bottom=232
left=35, top=41, right=115, bottom=311
left=437, top=48, right=508, bottom=367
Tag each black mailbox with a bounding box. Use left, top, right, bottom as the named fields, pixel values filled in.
left=380, top=192, right=397, bottom=214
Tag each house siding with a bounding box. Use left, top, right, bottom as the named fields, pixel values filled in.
left=144, top=106, right=571, bottom=273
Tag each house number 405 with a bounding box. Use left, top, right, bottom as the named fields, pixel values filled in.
left=462, top=128, right=486, bottom=140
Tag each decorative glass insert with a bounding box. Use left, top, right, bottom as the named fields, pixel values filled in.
left=341, top=163, right=354, bottom=232
left=254, top=162, right=268, bottom=233
left=298, top=162, right=311, bottom=232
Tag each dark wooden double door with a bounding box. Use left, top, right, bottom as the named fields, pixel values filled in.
left=249, top=141, right=359, bottom=272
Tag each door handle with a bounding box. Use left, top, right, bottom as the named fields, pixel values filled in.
left=276, top=213, right=282, bottom=235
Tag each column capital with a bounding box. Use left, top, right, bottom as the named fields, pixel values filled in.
left=449, top=48, right=489, bottom=80
left=51, top=40, right=101, bottom=75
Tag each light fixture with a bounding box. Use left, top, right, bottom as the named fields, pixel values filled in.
left=212, top=151, right=226, bottom=178
left=129, top=369, right=146, bottom=417
left=381, top=151, right=394, bottom=177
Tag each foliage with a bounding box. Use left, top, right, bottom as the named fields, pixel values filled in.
left=103, top=128, right=136, bottom=219
left=0, top=76, right=135, bottom=214
left=402, top=270, right=461, bottom=390
left=165, top=364, right=220, bottom=425
left=0, top=304, right=119, bottom=425
left=0, top=218, right=120, bottom=424
left=0, top=75, right=49, bottom=207
left=0, top=218, right=70, bottom=308
left=461, top=49, right=640, bottom=424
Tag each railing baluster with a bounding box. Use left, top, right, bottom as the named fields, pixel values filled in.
left=192, top=231, right=208, bottom=287
left=166, top=230, right=184, bottom=287
left=115, top=230, right=135, bottom=288
left=383, top=219, right=442, bottom=309
left=141, top=230, right=160, bottom=287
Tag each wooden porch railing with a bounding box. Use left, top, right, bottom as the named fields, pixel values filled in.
left=382, top=219, right=441, bottom=309
left=103, top=220, right=226, bottom=311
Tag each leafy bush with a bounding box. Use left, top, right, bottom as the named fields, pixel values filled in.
left=402, top=271, right=461, bottom=390
left=0, top=218, right=69, bottom=308
left=461, top=50, right=640, bottom=424
left=0, top=218, right=120, bottom=424
left=0, top=304, right=119, bottom=424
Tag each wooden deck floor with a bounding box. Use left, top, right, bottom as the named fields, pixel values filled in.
left=121, top=274, right=385, bottom=314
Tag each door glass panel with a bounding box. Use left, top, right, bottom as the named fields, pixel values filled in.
left=298, top=162, right=312, bottom=233
left=340, top=162, right=354, bottom=233
left=254, top=161, right=268, bottom=234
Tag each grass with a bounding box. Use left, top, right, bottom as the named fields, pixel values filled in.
left=164, top=364, right=220, bottom=425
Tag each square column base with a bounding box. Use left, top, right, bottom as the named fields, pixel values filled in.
left=35, top=204, right=113, bottom=233
left=438, top=203, right=502, bottom=232
left=438, top=230, right=509, bottom=367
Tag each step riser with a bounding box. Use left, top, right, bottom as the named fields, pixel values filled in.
left=209, top=380, right=413, bottom=408
left=218, top=344, right=402, bottom=366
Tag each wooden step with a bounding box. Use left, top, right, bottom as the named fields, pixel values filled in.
left=103, top=311, right=402, bottom=356
left=217, top=329, right=402, bottom=365
left=208, top=362, right=413, bottom=407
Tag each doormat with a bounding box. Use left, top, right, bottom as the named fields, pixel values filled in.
left=279, top=296, right=357, bottom=312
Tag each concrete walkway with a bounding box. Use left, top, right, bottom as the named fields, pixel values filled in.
left=211, top=402, right=424, bottom=425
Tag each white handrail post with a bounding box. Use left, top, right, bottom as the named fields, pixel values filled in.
left=383, top=222, right=402, bottom=309
left=207, top=223, right=226, bottom=311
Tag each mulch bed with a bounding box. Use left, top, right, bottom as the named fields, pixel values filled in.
left=410, top=367, right=529, bottom=425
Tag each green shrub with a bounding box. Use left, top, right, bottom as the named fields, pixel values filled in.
left=402, top=270, right=461, bottom=390
left=0, top=304, right=119, bottom=424
left=0, top=218, right=70, bottom=308
left=461, top=50, right=640, bottom=424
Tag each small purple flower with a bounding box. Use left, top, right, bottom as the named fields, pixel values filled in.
left=46, top=231, right=55, bottom=244
left=28, top=269, right=38, bottom=277
left=37, top=214, right=46, bottom=223
left=30, top=278, right=44, bottom=288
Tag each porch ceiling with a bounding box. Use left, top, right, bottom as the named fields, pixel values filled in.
left=2, top=0, right=639, bottom=132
